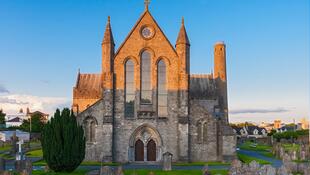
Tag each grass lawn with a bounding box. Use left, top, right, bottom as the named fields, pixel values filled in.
left=173, top=161, right=230, bottom=166
left=0, top=145, right=11, bottom=151
left=33, top=160, right=120, bottom=166
left=0, top=152, right=14, bottom=160
left=32, top=170, right=88, bottom=175
left=237, top=153, right=271, bottom=165
left=125, top=170, right=228, bottom=175
left=239, top=142, right=272, bottom=152
left=282, top=144, right=300, bottom=152
left=26, top=149, right=43, bottom=157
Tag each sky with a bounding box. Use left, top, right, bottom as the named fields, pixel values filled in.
left=0, top=0, right=309, bottom=124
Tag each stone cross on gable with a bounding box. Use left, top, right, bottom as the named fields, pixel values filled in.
left=144, top=0, right=151, bottom=10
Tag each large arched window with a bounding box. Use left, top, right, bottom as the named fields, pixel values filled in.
left=157, top=59, right=168, bottom=117
left=141, top=51, right=152, bottom=104
left=125, top=60, right=135, bottom=118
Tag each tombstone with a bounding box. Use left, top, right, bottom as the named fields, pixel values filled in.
left=259, top=165, right=276, bottom=175
left=291, top=150, right=297, bottom=160
left=202, top=165, right=211, bottom=175
left=249, top=160, right=260, bottom=172
left=0, top=158, right=5, bottom=171
left=229, top=159, right=243, bottom=175
left=10, top=132, right=18, bottom=155
left=15, top=160, right=24, bottom=173
left=44, top=165, right=50, bottom=173
left=162, top=152, right=172, bottom=171
left=16, top=139, right=24, bottom=161
left=279, top=147, right=285, bottom=159
left=20, top=169, right=30, bottom=175
left=115, top=166, right=124, bottom=175
left=300, top=150, right=306, bottom=160
left=100, top=166, right=113, bottom=175
left=277, top=165, right=289, bottom=175
left=24, top=160, right=32, bottom=175
left=304, top=166, right=310, bottom=175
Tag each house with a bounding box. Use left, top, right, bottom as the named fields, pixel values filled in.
left=6, top=117, right=23, bottom=127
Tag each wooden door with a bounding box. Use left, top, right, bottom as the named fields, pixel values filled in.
left=135, top=139, right=144, bottom=161
left=147, top=139, right=156, bottom=161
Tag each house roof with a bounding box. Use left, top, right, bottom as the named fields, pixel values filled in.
left=7, top=117, right=23, bottom=123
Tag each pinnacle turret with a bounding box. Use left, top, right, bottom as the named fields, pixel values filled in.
left=176, top=17, right=190, bottom=46
left=102, top=16, right=115, bottom=45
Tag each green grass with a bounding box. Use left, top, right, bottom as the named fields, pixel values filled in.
left=26, top=149, right=43, bottom=157
left=0, top=145, right=11, bottom=151
left=237, top=153, right=271, bottom=165
left=173, top=161, right=230, bottom=166
left=124, top=169, right=228, bottom=175
left=33, top=160, right=121, bottom=166
left=32, top=170, right=88, bottom=175
left=0, top=152, right=14, bottom=160
left=282, top=143, right=300, bottom=152
left=239, top=142, right=272, bottom=152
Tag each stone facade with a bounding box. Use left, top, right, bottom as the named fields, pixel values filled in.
left=73, top=4, right=236, bottom=163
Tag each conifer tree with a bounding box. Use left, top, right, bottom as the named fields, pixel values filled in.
left=41, top=108, right=85, bottom=172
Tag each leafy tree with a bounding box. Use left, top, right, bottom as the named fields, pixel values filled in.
left=0, top=110, right=6, bottom=127
left=20, top=113, right=45, bottom=133
left=41, top=108, right=85, bottom=172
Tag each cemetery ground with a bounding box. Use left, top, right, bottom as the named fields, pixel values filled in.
left=1, top=140, right=309, bottom=174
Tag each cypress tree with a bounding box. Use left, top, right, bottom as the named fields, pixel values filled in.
left=41, top=108, right=85, bottom=172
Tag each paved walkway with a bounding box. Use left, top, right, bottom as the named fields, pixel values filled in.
left=237, top=149, right=283, bottom=168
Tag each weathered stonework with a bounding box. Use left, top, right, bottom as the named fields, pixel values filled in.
left=73, top=4, right=236, bottom=163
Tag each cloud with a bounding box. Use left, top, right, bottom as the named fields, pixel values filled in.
left=0, top=94, right=70, bottom=115
left=229, top=108, right=290, bottom=115
left=0, top=85, right=9, bottom=94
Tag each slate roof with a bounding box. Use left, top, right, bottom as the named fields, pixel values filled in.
left=7, top=117, right=23, bottom=123
left=74, top=73, right=102, bottom=99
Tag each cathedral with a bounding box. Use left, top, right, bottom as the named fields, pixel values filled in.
left=72, top=3, right=236, bottom=163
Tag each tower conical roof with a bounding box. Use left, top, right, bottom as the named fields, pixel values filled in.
left=176, top=17, right=190, bottom=46
left=102, top=16, right=115, bottom=45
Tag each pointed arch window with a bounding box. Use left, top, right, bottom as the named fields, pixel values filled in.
left=141, top=51, right=152, bottom=104
left=125, top=60, right=135, bottom=118
left=84, top=117, right=96, bottom=143
left=157, top=59, right=168, bottom=117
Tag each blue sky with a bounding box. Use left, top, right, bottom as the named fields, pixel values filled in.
left=0, top=0, right=309, bottom=123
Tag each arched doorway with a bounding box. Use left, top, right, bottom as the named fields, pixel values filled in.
left=135, top=139, right=144, bottom=161
left=129, top=124, right=163, bottom=162
left=147, top=139, right=156, bottom=161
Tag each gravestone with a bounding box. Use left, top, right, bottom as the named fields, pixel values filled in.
left=10, top=132, right=18, bottom=155
left=249, top=160, right=260, bottom=172
left=259, top=165, right=276, bottom=175
left=15, top=160, right=24, bottom=173
left=2, top=171, right=12, bottom=175
left=115, top=166, right=124, bottom=175
left=291, top=150, right=297, bottom=160
left=279, top=147, right=285, bottom=159
left=100, top=166, right=113, bottom=175
left=229, top=159, right=243, bottom=175
left=202, top=165, right=211, bottom=175
left=44, top=165, right=50, bottom=173
left=0, top=157, right=5, bottom=171
left=24, top=160, right=32, bottom=175
left=300, top=150, right=306, bottom=160
left=162, top=152, right=172, bottom=171
left=16, top=139, right=24, bottom=161
left=277, top=165, right=289, bottom=175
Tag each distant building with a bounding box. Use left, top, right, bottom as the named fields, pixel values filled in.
left=0, top=130, right=30, bottom=142
left=259, top=122, right=274, bottom=132
left=232, top=125, right=267, bottom=139
left=6, top=117, right=23, bottom=127
left=4, top=108, right=49, bottom=128
left=300, top=118, right=309, bottom=129
left=274, top=120, right=282, bottom=129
